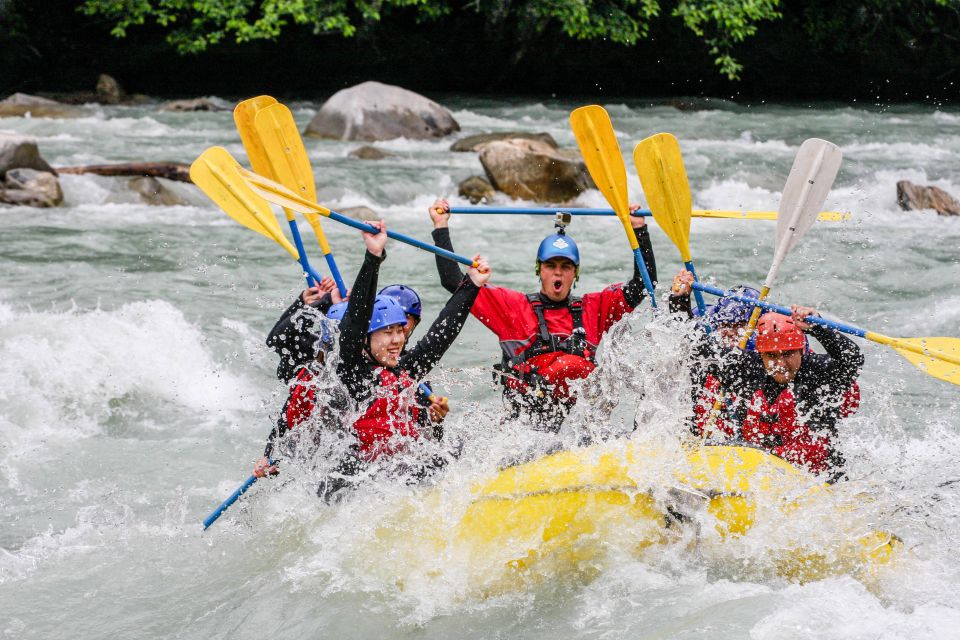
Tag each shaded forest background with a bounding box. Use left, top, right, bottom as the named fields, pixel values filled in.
left=2, top=0, right=959, bottom=102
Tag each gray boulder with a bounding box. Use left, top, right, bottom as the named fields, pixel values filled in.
left=160, top=97, right=231, bottom=112
left=478, top=138, right=594, bottom=203
left=348, top=145, right=393, bottom=160
left=897, top=180, right=960, bottom=216
left=0, top=93, right=82, bottom=118
left=458, top=175, right=495, bottom=204
left=129, top=176, right=187, bottom=206
left=0, top=133, right=55, bottom=176
left=1, top=168, right=63, bottom=207
left=305, top=81, right=459, bottom=141
left=451, top=131, right=558, bottom=152
left=96, top=74, right=124, bottom=105
left=338, top=206, right=380, bottom=221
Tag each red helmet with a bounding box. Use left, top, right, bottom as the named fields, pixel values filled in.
left=755, top=313, right=805, bottom=353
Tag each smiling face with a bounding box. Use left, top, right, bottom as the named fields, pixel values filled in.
left=539, top=257, right=577, bottom=302
left=760, top=349, right=803, bottom=384
left=368, top=324, right=407, bottom=367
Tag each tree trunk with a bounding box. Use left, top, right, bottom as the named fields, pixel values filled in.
left=55, top=162, right=192, bottom=183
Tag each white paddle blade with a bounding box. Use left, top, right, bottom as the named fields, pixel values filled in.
left=776, top=138, right=842, bottom=256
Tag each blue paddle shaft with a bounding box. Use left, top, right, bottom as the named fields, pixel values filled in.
left=684, top=261, right=707, bottom=316
left=692, top=282, right=868, bottom=338
left=287, top=219, right=317, bottom=287
left=202, top=457, right=275, bottom=530
left=633, top=247, right=657, bottom=309
left=450, top=206, right=649, bottom=217
left=325, top=253, right=347, bottom=297
left=325, top=210, right=475, bottom=267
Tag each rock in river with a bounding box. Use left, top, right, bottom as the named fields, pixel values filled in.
left=478, top=138, right=594, bottom=203
left=458, top=175, right=495, bottom=204
left=0, top=93, right=83, bottom=118
left=305, top=81, right=459, bottom=141
left=897, top=180, right=960, bottom=216
left=450, top=131, right=558, bottom=152
left=0, top=133, right=55, bottom=176
left=0, top=168, right=63, bottom=207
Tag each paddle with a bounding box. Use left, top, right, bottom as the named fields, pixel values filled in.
left=634, top=132, right=706, bottom=316
left=694, top=282, right=960, bottom=387
left=233, top=162, right=481, bottom=268
left=253, top=103, right=348, bottom=297
left=202, top=459, right=275, bottom=530
left=569, top=105, right=658, bottom=308
left=233, top=96, right=318, bottom=287
left=449, top=206, right=847, bottom=221
left=189, top=147, right=325, bottom=283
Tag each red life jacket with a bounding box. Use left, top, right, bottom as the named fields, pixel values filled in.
left=741, top=387, right=832, bottom=475
left=351, top=367, right=422, bottom=460
left=286, top=368, right=318, bottom=430
left=692, top=374, right=737, bottom=438
left=500, top=294, right=597, bottom=399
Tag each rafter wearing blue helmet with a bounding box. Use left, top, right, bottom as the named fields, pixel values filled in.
left=378, top=284, right=423, bottom=339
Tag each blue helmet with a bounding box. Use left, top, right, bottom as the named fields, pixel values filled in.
left=368, top=295, right=408, bottom=334
left=536, top=233, right=580, bottom=271
left=325, top=302, right=348, bottom=322
left=378, top=284, right=422, bottom=318
left=706, top=286, right=761, bottom=326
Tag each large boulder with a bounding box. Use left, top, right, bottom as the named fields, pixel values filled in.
left=338, top=205, right=380, bottom=221
left=450, top=131, right=558, bottom=152
left=96, top=74, right=124, bottom=105
left=347, top=145, right=393, bottom=160
left=305, top=81, right=459, bottom=141
left=129, top=176, right=187, bottom=206
left=0, top=168, right=62, bottom=207
left=897, top=180, right=960, bottom=216
left=0, top=93, right=82, bottom=118
left=0, top=133, right=55, bottom=176
left=160, top=97, right=231, bottom=112
left=458, top=175, right=495, bottom=204
left=478, top=138, right=594, bottom=203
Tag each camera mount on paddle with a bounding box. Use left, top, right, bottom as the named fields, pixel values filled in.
left=554, top=211, right=572, bottom=234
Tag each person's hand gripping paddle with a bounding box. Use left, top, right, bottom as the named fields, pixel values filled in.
left=634, top=132, right=706, bottom=316
left=570, top=105, right=657, bottom=307
left=702, top=138, right=843, bottom=434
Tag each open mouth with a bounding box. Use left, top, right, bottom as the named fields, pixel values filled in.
left=552, top=279, right=563, bottom=292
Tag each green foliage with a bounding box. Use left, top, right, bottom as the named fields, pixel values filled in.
left=79, top=0, right=783, bottom=78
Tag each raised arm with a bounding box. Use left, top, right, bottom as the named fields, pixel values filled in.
left=794, top=306, right=864, bottom=391
left=621, top=216, right=657, bottom=308
left=337, top=223, right=388, bottom=381
left=429, top=198, right=464, bottom=294
left=402, top=256, right=490, bottom=380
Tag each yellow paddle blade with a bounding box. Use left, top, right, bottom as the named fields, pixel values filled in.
left=238, top=166, right=331, bottom=217
left=867, top=333, right=960, bottom=386
left=233, top=95, right=278, bottom=175
left=189, top=147, right=298, bottom=259
left=634, top=133, right=693, bottom=261
left=570, top=105, right=639, bottom=251
left=693, top=210, right=848, bottom=222
left=254, top=103, right=318, bottom=202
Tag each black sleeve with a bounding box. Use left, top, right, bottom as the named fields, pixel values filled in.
left=266, top=296, right=306, bottom=350
left=431, top=227, right=465, bottom=294
left=315, top=292, right=334, bottom=315
left=697, top=334, right=767, bottom=396
left=336, top=250, right=384, bottom=389
left=400, top=276, right=482, bottom=380
left=807, top=324, right=864, bottom=391
left=622, top=226, right=658, bottom=308
left=669, top=293, right=693, bottom=318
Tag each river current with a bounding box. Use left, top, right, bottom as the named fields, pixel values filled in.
left=1, top=98, right=959, bottom=638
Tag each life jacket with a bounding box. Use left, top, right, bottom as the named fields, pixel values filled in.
left=497, top=294, right=597, bottom=399
left=286, top=368, right=318, bottom=430
left=692, top=374, right=737, bottom=438
left=740, top=387, right=831, bottom=475
left=351, top=367, right=422, bottom=460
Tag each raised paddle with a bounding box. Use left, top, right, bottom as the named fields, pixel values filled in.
left=449, top=206, right=847, bottom=221
left=189, top=147, right=325, bottom=283
left=230, top=160, right=480, bottom=268
left=693, top=282, right=960, bottom=387
left=202, top=459, right=275, bottom=530
left=634, top=132, right=707, bottom=316
left=253, top=102, right=348, bottom=297
left=234, top=97, right=317, bottom=287
left=569, top=105, right=657, bottom=308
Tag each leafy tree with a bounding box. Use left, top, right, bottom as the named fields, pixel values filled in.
left=79, top=0, right=783, bottom=79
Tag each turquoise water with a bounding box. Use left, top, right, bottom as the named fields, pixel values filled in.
left=1, top=98, right=959, bottom=639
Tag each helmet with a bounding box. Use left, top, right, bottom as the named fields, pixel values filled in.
left=755, top=313, right=806, bottom=353
left=378, top=284, right=422, bottom=318
left=706, top=286, right=761, bottom=326
left=536, top=233, right=580, bottom=274
left=368, top=295, right=408, bottom=334
left=325, top=302, right=348, bottom=322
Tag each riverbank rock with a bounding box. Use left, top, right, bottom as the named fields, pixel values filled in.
left=0, top=93, right=83, bottom=118
left=129, top=176, right=187, bottom=206
left=338, top=206, right=379, bottom=221
left=348, top=145, right=393, bottom=160
left=0, top=168, right=63, bottom=207
left=96, top=74, right=124, bottom=104
left=478, top=138, right=594, bottom=203
left=458, top=175, right=495, bottom=204
left=897, top=180, right=960, bottom=216
left=0, top=134, right=55, bottom=175
left=305, top=81, right=459, bottom=141
left=450, top=131, right=558, bottom=152
left=160, top=97, right=230, bottom=112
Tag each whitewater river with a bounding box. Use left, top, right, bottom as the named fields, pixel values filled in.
left=2, top=97, right=959, bottom=639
